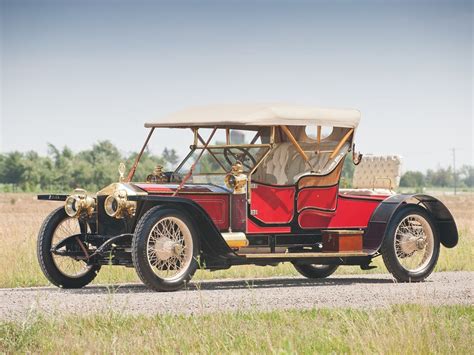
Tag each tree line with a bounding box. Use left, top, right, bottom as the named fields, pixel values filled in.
left=400, top=166, right=473, bottom=189
left=0, top=141, right=472, bottom=192
left=0, top=141, right=179, bottom=192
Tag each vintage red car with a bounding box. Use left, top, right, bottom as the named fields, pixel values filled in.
left=37, top=104, right=458, bottom=291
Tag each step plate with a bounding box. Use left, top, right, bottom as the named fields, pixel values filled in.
left=240, top=251, right=368, bottom=258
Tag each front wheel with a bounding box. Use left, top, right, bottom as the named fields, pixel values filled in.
left=293, top=263, right=339, bottom=279
left=37, top=207, right=100, bottom=288
left=381, top=205, right=440, bottom=282
left=132, top=207, right=200, bottom=291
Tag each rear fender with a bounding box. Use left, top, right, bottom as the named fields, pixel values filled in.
left=129, top=195, right=237, bottom=268
left=364, top=194, right=458, bottom=253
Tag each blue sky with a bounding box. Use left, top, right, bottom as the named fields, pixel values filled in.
left=1, top=0, right=472, bottom=171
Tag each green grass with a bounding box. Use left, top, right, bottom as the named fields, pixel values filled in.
left=1, top=305, right=472, bottom=353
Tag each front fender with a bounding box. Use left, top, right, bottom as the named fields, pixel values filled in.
left=364, top=194, right=458, bottom=253
left=129, top=195, right=238, bottom=268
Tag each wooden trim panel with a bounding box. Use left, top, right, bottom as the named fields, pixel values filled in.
left=297, top=159, right=344, bottom=189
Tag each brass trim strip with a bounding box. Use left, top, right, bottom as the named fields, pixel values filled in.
left=195, top=144, right=272, bottom=149
left=221, top=232, right=249, bottom=248
left=142, top=191, right=229, bottom=195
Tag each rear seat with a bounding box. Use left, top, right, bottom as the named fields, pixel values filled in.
left=340, top=155, right=402, bottom=196
left=253, top=141, right=350, bottom=185
left=291, top=142, right=350, bottom=182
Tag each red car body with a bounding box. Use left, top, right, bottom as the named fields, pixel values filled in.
left=37, top=104, right=459, bottom=291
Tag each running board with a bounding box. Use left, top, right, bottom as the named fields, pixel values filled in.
left=240, top=251, right=368, bottom=258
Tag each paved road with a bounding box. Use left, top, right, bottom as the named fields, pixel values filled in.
left=1, top=272, right=472, bottom=320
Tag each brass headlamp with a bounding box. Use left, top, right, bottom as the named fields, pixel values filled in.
left=104, top=189, right=136, bottom=218
left=64, top=189, right=96, bottom=218
left=224, top=161, right=247, bottom=194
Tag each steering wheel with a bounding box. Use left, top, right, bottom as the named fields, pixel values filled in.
left=223, top=147, right=257, bottom=171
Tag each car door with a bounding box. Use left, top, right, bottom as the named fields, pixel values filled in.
left=249, top=182, right=296, bottom=224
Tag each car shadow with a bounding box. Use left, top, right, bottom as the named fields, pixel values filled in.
left=189, top=276, right=396, bottom=291
left=13, top=275, right=399, bottom=294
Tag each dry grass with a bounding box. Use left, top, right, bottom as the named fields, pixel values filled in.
left=0, top=193, right=472, bottom=288
left=1, top=305, right=472, bottom=353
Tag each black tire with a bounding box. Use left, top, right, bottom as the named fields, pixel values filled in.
left=37, top=207, right=100, bottom=288
left=132, top=207, right=200, bottom=292
left=381, top=205, right=440, bottom=282
left=293, top=263, right=339, bottom=279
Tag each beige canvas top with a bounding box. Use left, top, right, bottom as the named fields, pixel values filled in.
left=145, top=104, right=361, bottom=129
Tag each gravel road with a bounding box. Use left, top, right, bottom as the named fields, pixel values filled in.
left=1, top=272, right=472, bottom=320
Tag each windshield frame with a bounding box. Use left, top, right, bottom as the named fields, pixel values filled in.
left=172, top=127, right=274, bottom=179
left=126, top=124, right=354, bottom=187
left=126, top=126, right=275, bottom=183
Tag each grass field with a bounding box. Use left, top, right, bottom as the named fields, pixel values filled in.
left=0, top=193, right=472, bottom=288
left=1, top=305, right=472, bottom=353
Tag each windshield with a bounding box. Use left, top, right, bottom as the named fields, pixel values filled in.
left=172, top=146, right=268, bottom=185
left=169, top=128, right=271, bottom=186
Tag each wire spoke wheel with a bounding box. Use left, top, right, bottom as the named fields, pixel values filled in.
left=51, top=217, right=93, bottom=278
left=382, top=205, right=440, bottom=283
left=394, top=214, right=434, bottom=273
left=133, top=208, right=199, bottom=291
left=146, top=216, right=193, bottom=282
left=37, top=206, right=99, bottom=288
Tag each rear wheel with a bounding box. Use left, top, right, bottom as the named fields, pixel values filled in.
left=37, top=207, right=100, bottom=288
left=293, top=264, right=339, bottom=279
left=132, top=207, right=200, bottom=291
left=382, top=205, right=440, bottom=282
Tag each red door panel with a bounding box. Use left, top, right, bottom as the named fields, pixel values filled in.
left=298, top=195, right=382, bottom=229
left=250, top=183, right=295, bottom=224
left=297, top=185, right=338, bottom=212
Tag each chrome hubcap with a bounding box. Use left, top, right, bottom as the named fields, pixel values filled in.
left=146, top=217, right=193, bottom=281
left=154, top=237, right=182, bottom=260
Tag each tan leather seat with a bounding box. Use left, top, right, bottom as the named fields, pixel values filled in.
left=253, top=141, right=350, bottom=185
left=340, top=155, right=402, bottom=196
left=289, top=142, right=350, bottom=182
